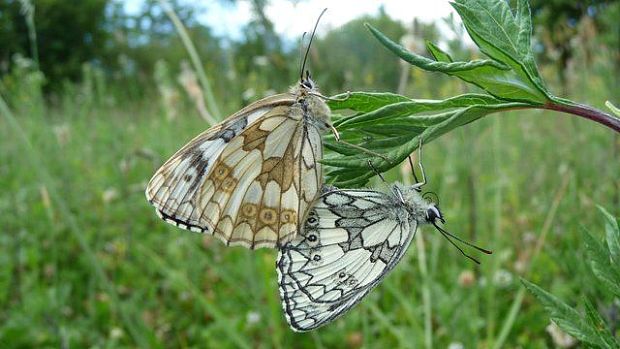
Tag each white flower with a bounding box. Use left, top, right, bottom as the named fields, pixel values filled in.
left=493, top=269, right=513, bottom=288
left=110, top=327, right=124, bottom=340
left=246, top=311, right=261, bottom=325
left=448, top=342, right=464, bottom=349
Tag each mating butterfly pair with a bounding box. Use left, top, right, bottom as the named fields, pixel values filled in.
left=145, top=11, right=489, bottom=332
left=144, top=72, right=474, bottom=331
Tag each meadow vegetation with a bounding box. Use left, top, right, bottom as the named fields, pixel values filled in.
left=0, top=0, right=618, bottom=347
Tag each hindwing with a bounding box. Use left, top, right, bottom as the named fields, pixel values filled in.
left=276, top=188, right=417, bottom=331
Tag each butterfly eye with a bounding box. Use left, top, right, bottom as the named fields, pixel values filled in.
left=301, top=80, right=313, bottom=89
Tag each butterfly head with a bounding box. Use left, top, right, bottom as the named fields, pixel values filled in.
left=421, top=191, right=444, bottom=224
left=300, top=70, right=317, bottom=91
left=292, top=70, right=333, bottom=133
left=425, top=204, right=444, bottom=224
left=394, top=185, right=441, bottom=225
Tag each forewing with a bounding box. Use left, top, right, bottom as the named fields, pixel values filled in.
left=146, top=94, right=324, bottom=249
left=276, top=188, right=417, bottom=331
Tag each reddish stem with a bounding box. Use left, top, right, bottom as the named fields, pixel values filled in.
left=543, top=101, right=620, bottom=133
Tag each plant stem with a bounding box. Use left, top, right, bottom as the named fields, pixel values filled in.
left=543, top=101, right=620, bottom=133
left=159, top=0, right=221, bottom=123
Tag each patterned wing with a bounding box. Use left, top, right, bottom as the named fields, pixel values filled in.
left=276, top=188, right=417, bottom=331
left=146, top=94, right=324, bottom=249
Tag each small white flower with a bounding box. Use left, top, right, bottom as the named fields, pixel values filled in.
left=493, top=269, right=513, bottom=288
left=110, top=327, right=124, bottom=340
left=448, top=342, right=464, bottom=349
left=246, top=311, right=261, bottom=325
left=102, top=188, right=119, bottom=204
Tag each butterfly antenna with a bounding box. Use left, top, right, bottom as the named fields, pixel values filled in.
left=432, top=222, right=492, bottom=264
left=434, top=223, right=492, bottom=255
left=298, top=32, right=307, bottom=80
left=301, top=8, right=327, bottom=81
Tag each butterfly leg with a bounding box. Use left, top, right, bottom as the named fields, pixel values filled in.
left=309, top=91, right=351, bottom=102
left=367, top=160, right=386, bottom=183
left=328, top=123, right=341, bottom=141
left=411, top=138, right=427, bottom=191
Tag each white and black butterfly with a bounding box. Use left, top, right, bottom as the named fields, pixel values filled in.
left=276, top=156, right=491, bottom=331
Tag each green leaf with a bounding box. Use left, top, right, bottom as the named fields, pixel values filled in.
left=450, top=0, right=549, bottom=102
left=324, top=0, right=617, bottom=186
left=597, top=206, right=620, bottom=267
left=334, top=93, right=501, bottom=129
left=583, top=298, right=619, bottom=348
left=426, top=41, right=453, bottom=62
left=324, top=95, right=527, bottom=187
left=366, top=24, right=546, bottom=104
left=366, top=24, right=545, bottom=103
left=521, top=279, right=605, bottom=347
left=515, top=0, right=533, bottom=55
left=583, top=229, right=620, bottom=298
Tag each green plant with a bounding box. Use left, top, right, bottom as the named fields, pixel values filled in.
left=522, top=207, right=620, bottom=348
left=323, top=0, right=620, bottom=187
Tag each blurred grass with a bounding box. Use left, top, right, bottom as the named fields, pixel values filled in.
left=1, top=87, right=618, bottom=347
left=1, top=30, right=619, bottom=349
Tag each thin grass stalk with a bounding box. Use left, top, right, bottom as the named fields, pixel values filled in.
left=486, top=117, right=502, bottom=346
left=415, top=233, right=432, bottom=349
left=0, top=95, right=155, bottom=348
left=158, top=0, right=221, bottom=123
left=402, top=162, right=433, bottom=348
left=493, top=174, right=571, bottom=348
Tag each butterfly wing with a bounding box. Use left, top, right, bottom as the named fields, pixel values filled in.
left=276, top=188, right=416, bottom=331
left=146, top=93, right=324, bottom=249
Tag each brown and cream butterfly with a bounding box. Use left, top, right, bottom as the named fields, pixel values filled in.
left=145, top=11, right=338, bottom=249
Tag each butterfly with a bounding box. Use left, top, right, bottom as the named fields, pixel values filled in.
left=145, top=11, right=339, bottom=249
left=276, top=157, right=491, bottom=331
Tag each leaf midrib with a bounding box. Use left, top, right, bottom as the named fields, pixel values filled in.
left=480, top=5, right=520, bottom=58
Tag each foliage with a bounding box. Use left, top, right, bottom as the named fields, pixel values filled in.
left=522, top=207, right=620, bottom=348
left=0, top=0, right=109, bottom=87
left=323, top=0, right=619, bottom=187
left=529, top=0, right=619, bottom=72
